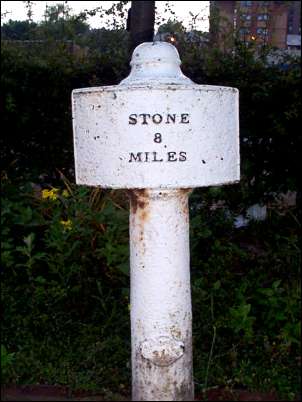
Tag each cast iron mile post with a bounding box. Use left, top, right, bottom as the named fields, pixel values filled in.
left=72, top=42, right=240, bottom=401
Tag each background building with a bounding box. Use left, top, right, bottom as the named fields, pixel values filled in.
left=210, top=1, right=301, bottom=53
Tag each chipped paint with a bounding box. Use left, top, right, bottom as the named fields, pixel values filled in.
left=140, top=336, right=184, bottom=367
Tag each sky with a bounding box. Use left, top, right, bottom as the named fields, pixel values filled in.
left=1, top=1, right=210, bottom=31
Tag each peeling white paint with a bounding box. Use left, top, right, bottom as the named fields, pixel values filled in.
left=140, top=337, right=185, bottom=367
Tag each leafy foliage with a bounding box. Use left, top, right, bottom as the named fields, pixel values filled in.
left=189, top=200, right=301, bottom=399
left=1, top=174, right=300, bottom=398
left=1, top=174, right=131, bottom=392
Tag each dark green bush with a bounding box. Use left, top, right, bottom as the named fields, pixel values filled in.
left=190, top=203, right=300, bottom=398
left=1, top=175, right=131, bottom=391
left=1, top=11, right=301, bottom=400
left=1, top=175, right=300, bottom=398
left=1, top=34, right=129, bottom=175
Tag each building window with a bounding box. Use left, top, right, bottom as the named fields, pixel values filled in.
left=239, top=27, right=250, bottom=35
left=257, top=14, right=269, bottom=21
left=241, top=13, right=251, bottom=21
left=288, top=14, right=293, bottom=31
left=256, top=27, right=268, bottom=36
left=240, top=1, right=252, bottom=7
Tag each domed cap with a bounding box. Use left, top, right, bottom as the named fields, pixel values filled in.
left=119, top=41, right=193, bottom=86
left=130, top=41, right=181, bottom=66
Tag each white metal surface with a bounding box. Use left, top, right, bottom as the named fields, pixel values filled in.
left=72, top=41, right=240, bottom=401
left=129, top=189, right=193, bottom=401
left=72, top=42, right=240, bottom=189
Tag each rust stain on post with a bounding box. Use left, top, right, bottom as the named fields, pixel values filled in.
left=177, top=189, right=191, bottom=221
left=127, top=189, right=148, bottom=211
left=127, top=189, right=150, bottom=224
left=127, top=190, right=150, bottom=256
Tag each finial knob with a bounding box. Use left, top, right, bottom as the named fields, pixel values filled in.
left=119, top=42, right=192, bottom=86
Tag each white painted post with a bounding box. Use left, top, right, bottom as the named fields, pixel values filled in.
left=72, top=42, right=240, bottom=401
left=129, top=188, right=193, bottom=401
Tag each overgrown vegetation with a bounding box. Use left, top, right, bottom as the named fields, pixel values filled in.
left=1, top=2, right=301, bottom=400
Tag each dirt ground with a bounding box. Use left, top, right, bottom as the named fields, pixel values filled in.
left=1, top=385, right=283, bottom=401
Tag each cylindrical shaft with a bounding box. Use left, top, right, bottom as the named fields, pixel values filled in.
left=129, top=189, right=194, bottom=401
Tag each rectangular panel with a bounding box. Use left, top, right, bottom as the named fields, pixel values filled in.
left=72, top=85, right=239, bottom=189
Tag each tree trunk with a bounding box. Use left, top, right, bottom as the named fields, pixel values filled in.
left=129, top=1, right=155, bottom=53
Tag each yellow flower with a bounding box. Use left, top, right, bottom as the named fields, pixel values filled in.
left=60, top=219, right=72, bottom=230
left=42, top=188, right=59, bottom=201
left=41, top=189, right=50, bottom=199
left=62, top=189, right=70, bottom=198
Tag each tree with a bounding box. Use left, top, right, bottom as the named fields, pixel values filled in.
left=1, top=20, right=37, bottom=40
left=23, top=0, right=34, bottom=22
left=37, top=3, right=89, bottom=40
left=129, top=1, right=155, bottom=52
